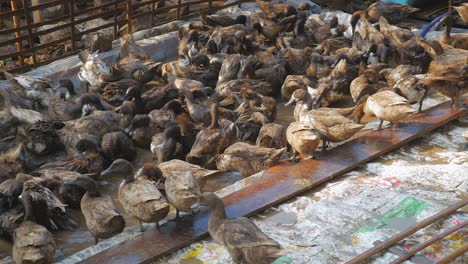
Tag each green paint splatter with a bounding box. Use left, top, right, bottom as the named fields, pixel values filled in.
left=358, top=197, right=428, bottom=232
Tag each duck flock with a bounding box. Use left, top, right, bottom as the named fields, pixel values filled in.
left=0, top=1, right=467, bottom=263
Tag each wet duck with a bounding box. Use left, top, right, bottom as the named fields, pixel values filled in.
left=256, top=123, right=287, bottom=149
left=351, top=1, right=419, bottom=34
left=378, top=17, right=414, bottom=48
left=3, top=71, right=54, bottom=110
left=198, top=192, right=283, bottom=264
left=286, top=121, right=320, bottom=161
left=34, top=170, right=85, bottom=209
left=357, top=90, right=417, bottom=130
left=186, top=103, right=231, bottom=168
left=21, top=179, right=78, bottom=231
left=49, top=92, right=105, bottom=121
left=454, top=3, right=468, bottom=24
left=301, top=108, right=365, bottom=150
left=78, top=50, right=112, bottom=89
left=152, top=125, right=183, bottom=164
left=101, top=159, right=170, bottom=231
left=350, top=69, right=381, bottom=104
left=439, top=15, right=468, bottom=50
left=164, top=171, right=201, bottom=220
left=216, top=142, right=285, bottom=177
left=73, top=175, right=125, bottom=244
left=281, top=75, right=318, bottom=101
left=13, top=191, right=56, bottom=264
left=0, top=144, right=28, bottom=184
left=314, top=58, right=358, bottom=107
left=158, top=159, right=219, bottom=189
left=101, top=131, right=136, bottom=162
left=39, top=151, right=105, bottom=179
left=200, top=13, right=247, bottom=27
left=126, top=114, right=158, bottom=148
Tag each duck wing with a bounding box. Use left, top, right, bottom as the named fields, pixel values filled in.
left=220, top=217, right=280, bottom=248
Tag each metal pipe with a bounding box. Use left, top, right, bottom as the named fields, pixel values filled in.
left=346, top=199, right=468, bottom=264
left=10, top=0, right=24, bottom=67
left=390, top=221, right=468, bottom=264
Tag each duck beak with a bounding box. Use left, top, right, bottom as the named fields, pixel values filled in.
left=100, top=168, right=113, bottom=176
left=284, top=96, right=296, bottom=106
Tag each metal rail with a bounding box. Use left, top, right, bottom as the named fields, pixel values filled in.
left=0, top=0, right=238, bottom=75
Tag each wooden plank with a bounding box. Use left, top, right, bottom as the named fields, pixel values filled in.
left=78, top=100, right=466, bottom=264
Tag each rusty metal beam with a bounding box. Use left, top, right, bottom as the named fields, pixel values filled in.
left=77, top=101, right=466, bottom=264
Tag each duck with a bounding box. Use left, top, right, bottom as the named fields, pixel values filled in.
left=21, top=178, right=78, bottom=231
left=78, top=50, right=113, bottom=89
left=25, top=120, right=65, bottom=157
left=378, top=17, right=414, bottom=48
left=350, top=69, right=381, bottom=104
left=101, top=131, right=136, bottom=162
left=286, top=121, right=320, bottom=161
left=3, top=71, right=54, bottom=110
left=101, top=159, right=170, bottom=231
left=216, top=78, right=273, bottom=97
left=256, top=123, right=287, bottom=149
left=73, top=175, right=125, bottom=244
left=256, top=0, right=290, bottom=21
left=34, top=170, right=85, bottom=209
left=164, top=171, right=201, bottom=220
left=12, top=191, right=56, bottom=264
left=2, top=143, right=28, bottom=182
left=38, top=150, right=105, bottom=178
left=158, top=159, right=219, bottom=189
left=350, top=1, right=419, bottom=34
left=135, top=163, right=165, bottom=191
left=314, top=58, right=358, bottom=107
left=148, top=99, right=184, bottom=131
left=454, top=3, right=468, bottom=24
left=0, top=203, right=23, bottom=242
left=216, top=142, right=286, bottom=177
left=101, top=79, right=142, bottom=107
left=48, top=92, right=105, bottom=121
left=301, top=108, right=365, bottom=150
left=0, top=175, right=23, bottom=212
left=358, top=90, right=417, bottom=130
left=152, top=125, right=183, bottom=164
left=198, top=192, right=283, bottom=264
left=439, top=15, right=468, bottom=50
left=285, top=88, right=315, bottom=121
left=126, top=114, right=157, bottom=148
left=181, top=88, right=211, bottom=124
left=281, top=75, right=318, bottom=101
left=200, top=13, right=247, bottom=27
left=186, top=103, right=231, bottom=168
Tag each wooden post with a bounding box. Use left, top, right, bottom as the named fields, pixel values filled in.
left=346, top=199, right=468, bottom=264
left=113, top=1, right=118, bottom=39
left=69, top=0, right=76, bottom=52
left=150, top=0, right=156, bottom=27
left=10, top=0, right=24, bottom=67
left=21, top=0, right=37, bottom=65
left=176, top=0, right=181, bottom=19
left=126, top=0, right=133, bottom=35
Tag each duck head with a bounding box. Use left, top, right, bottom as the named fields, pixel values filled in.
left=73, top=175, right=101, bottom=197
left=135, top=163, right=163, bottom=182
left=123, top=86, right=141, bottom=101
left=235, top=15, right=247, bottom=25
left=27, top=120, right=65, bottom=155
left=285, top=88, right=309, bottom=106
left=350, top=10, right=366, bottom=36
left=101, top=159, right=135, bottom=181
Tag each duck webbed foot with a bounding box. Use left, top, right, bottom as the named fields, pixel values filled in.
left=320, top=140, right=328, bottom=151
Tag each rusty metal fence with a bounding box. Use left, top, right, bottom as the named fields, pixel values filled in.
left=0, top=0, right=241, bottom=74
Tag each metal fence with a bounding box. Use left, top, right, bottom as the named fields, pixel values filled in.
left=0, top=0, right=241, bottom=74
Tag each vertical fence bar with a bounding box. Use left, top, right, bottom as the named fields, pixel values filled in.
left=10, top=0, right=24, bottom=67
left=69, top=0, right=76, bottom=52
left=176, top=0, right=181, bottom=19
left=113, top=1, right=118, bottom=39
left=21, top=0, right=37, bottom=65
left=126, top=0, right=133, bottom=35
left=208, top=0, right=212, bottom=10
left=238, top=0, right=241, bottom=8
left=150, top=0, right=156, bottom=26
